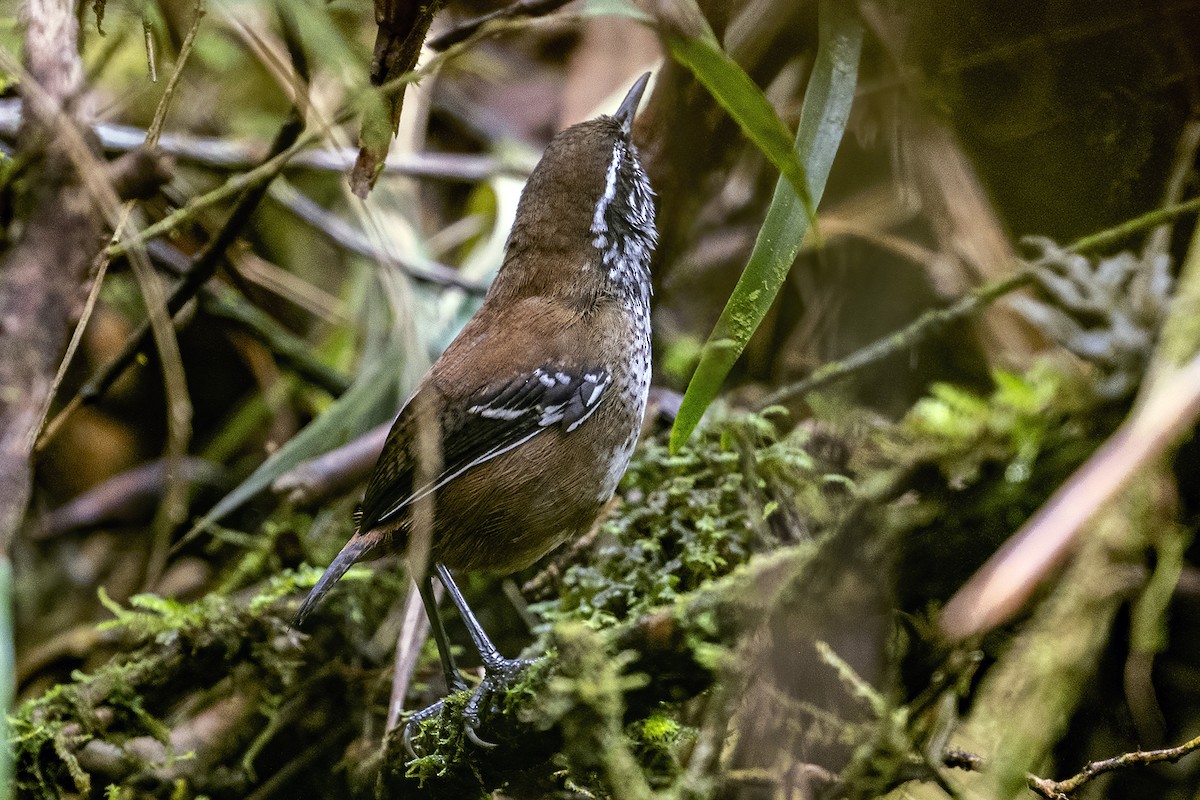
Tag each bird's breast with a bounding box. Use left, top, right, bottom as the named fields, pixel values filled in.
left=593, top=301, right=651, bottom=503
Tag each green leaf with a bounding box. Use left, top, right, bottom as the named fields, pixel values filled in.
left=657, top=0, right=814, bottom=217
left=670, top=0, right=863, bottom=451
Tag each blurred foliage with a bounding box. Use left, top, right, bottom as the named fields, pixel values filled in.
left=1, top=0, right=1197, bottom=798
left=904, top=362, right=1089, bottom=487
left=671, top=0, right=862, bottom=449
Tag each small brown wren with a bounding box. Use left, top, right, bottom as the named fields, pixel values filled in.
left=295, top=73, right=656, bottom=746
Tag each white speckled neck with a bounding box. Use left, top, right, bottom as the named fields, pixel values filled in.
left=588, top=139, right=656, bottom=310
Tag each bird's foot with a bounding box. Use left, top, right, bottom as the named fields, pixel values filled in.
left=462, top=656, right=531, bottom=748
left=402, top=699, right=447, bottom=759
left=401, top=658, right=532, bottom=757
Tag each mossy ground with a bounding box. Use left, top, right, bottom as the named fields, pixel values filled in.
left=12, top=359, right=1113, bottom=798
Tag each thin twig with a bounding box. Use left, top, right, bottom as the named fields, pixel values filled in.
left=760, top=195, right=1200, bottom=407
left=386, top=582, right=438, bottom=731
left=0, top=100, right=532, bottom=179
left=142, top=15, right=157, bottom=82
left=268, top=179, right=488, bottom=294
left=427, top=0, right=579, bottom=50
left=1068, top=195, right=1200, bottom=252
left=145, top=2, right=207, bottom=142
left=760, top=268, right=1035, bottom=407
left=1143, top=120, right=1200, bottom=261
left=199, top=288, right=351, bottom=397
left=1027, top=733, right=1200, bottom=799
left=37, top=111, right=306, bottom=453
left=38, top=241, right=116, bottom=446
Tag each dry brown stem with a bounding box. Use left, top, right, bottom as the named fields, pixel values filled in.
left=271, top=422, right=391, bottom=506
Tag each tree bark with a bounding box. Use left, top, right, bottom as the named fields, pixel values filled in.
left=0, top=0, right=99, bottom=554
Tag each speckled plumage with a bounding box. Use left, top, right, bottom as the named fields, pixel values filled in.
left=295, top=81, right=656, bottom=624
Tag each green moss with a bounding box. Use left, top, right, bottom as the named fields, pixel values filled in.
left=893, top=359, right=1108, bottom=609
left=10, top=559, right=360, bottom=799
left=629, top=714, right=688, bottom=787
left=401, top=689, right=477, bottom=789
left=13, top=357, right=1121, bottom=799
left=534, top=407, right=840, bottom=631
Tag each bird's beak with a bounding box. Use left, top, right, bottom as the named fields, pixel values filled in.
left=614, top=72, right=652, bottom=136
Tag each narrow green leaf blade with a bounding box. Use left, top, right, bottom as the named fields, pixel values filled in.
left=670, top=0, right=863, bottom=451
left=659, top=0, right=814, bottom=218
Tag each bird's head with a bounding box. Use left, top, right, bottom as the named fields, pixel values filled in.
left=495, top=73, right=657, bottom=307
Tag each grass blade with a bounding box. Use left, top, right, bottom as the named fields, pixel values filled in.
left=656, top=0, right=815, bottom=217
left=670, top=0, right=863, bottom=451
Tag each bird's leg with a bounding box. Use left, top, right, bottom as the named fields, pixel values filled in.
left=402, top=575, right=470, bottom=758
left=419, top=574, right=469, bottom=693
left=435, top=562, right=504, bottom=667
left=435, top=562, right=531, bottom=748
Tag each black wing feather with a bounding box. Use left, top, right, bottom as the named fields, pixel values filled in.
left=356, top=366, right=611, bottom=533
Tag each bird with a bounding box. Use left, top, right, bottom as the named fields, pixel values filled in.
left=294, top=72, right=657, bottom=748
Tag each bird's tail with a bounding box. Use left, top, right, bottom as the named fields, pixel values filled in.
left=293, top=530, right=384, bottom=627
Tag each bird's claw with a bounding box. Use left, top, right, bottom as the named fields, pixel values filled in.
left=401, top=699, right=446, bottom=758
left=462, top=656, right=530, bottom=748
left=402, top=657, right=531, bottom=758
left=464, top=722, right=497, bottom=749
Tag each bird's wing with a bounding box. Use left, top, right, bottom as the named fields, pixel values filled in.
left=357, top=365, right=612, bottom=532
